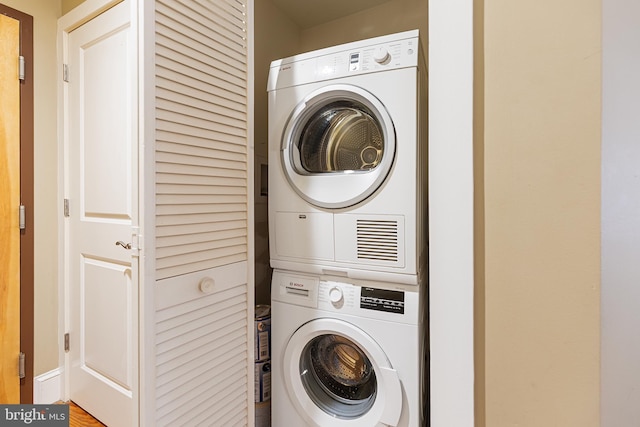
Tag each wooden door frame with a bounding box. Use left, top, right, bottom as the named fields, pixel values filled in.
left=0, top=3, right=34, bottom=404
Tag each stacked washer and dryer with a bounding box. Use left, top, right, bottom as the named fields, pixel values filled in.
left=267, top=30, right=428, bottom=427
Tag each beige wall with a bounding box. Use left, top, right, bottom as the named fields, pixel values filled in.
left=61, top=0, right=84, bottom=15
left=482, top=0, right=601, bottom=425
left=2, top=0, right=62, bottom=376
left=254, top=0, right=300, bottom=304
left=299, top=0, right=428, bottom=61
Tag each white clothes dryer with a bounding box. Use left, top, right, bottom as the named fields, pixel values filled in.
left=271, top=269, right=428, bottom=427
left=267, top=30, right=428, bottom=286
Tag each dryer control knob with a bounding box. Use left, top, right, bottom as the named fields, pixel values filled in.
left=373, top=47, right=390, bottom=64
left=329, top=286, right=344, bottom=305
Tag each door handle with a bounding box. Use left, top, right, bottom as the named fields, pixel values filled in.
left=115, top=241, right=132, bottom=250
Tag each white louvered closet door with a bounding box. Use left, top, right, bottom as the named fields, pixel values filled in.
left=153, top=1, right=254, bottom=425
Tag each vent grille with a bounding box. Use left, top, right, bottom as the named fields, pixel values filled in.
left=357, top=219, right=399, bottom=262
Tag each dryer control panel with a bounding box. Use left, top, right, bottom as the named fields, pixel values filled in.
left=344, top=41, right=408, bottom=73
left=267, top=30, right=422, bottom=91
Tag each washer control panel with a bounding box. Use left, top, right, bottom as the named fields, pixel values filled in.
left=319, top=281, right=357, bottom=310
left=272, top=270, right=419, bottom=324
left=317, top=281, right=405, bottom=314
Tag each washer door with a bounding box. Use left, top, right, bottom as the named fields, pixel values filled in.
left=283, top=318, right=403, bottom=427
left=282, top=85, right=396, bottom=209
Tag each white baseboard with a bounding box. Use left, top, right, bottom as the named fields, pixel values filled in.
left=33, top=368, right=62, bottom=404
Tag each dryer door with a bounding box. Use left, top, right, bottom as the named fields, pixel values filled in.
left=282, top=84, right=396, bottom=209
left=283, top=318, right=403, bottom=427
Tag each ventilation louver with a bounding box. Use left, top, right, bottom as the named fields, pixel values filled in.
left=356, top=219, right=399, bottom=262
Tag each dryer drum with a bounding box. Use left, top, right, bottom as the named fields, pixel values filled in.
left=306, top=334, right=377, bottom=405
left=298, top=101, right=384, bottom=173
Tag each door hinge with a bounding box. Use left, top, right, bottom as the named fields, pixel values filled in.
left=64, top=199, right=70, bottom=217
left=18, top=56, right=25, bottom=81
left=18, top=352, right=25, bottom=379
left=63, top=64, right=69, bottom=82
left=19, top=204, right=26, bottom=230
left=64, top=333, right=70, bottom=353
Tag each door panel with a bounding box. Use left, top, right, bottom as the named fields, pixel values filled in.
left=0, top=12, right=21, bottom=404
left=82, top=258, right=132, bottom=389
left=66, top=1, right=137, bottom=425
left=81, top=25, right=132, bottom=218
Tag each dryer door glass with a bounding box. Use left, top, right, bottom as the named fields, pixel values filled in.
left=282, top=85, right=396, bottom=209
left=297, top=101, right=384, bottom=173
left=300, top=333, right=377, bottom=419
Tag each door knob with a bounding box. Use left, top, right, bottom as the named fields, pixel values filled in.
left=115, top=241, right=132, bottom=250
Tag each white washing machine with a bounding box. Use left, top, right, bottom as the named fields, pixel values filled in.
left=271, top=270, right=428, bottom=427
left=267, top=30, right=428, bottom=286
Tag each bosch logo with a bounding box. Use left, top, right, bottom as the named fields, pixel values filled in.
left=290, top=281, right=304, bottom=288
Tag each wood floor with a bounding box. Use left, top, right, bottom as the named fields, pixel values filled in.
left=66, top=402, right=105, bottom=427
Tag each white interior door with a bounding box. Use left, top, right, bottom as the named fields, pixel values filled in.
left=66, top=1, right=138, bottom=425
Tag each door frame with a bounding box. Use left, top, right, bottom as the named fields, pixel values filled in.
left=0, top=2, right=34, bottom=404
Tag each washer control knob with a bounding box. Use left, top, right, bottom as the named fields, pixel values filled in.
left=329, top=286, right=344, bottom=305
left=373, top=47, right=390, bottom=64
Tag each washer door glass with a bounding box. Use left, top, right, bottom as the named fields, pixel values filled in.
left=300, top=334, right=377, bottom=419
left=282, top=85, right=396, bottom=209
left=283, top=318, right=403, bottom=426
left=297, top=101, right=384, bottom=173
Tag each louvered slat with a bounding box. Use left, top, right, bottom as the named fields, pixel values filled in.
left=155, top=39, right=245, bottom=92
left=156, top=237, right=247, bottom=259
left=156, top=119, right=246, bottom=148
left=156, top=160, right=246, bottom=177
left=156, top=98, right=246, bottom=130
left=156, top=228, right=246, bottom=248
left=156, top=332, right=244, bottom=389
left=155, top=264, right=249, bottom=425
left=155, top=220, right=246, bottom=238
left=154, top=0, right=250, bottom=423
left=156, top=70, right=246, bottom=110
left=157, top=254, right=247, bottom=284
left=156, top=109, right=246, bottom=139
left=157, top=197, right=246, bottom=211
left=156, top=95, right=247, bottom=123
left=157, top=21, right=246, bottom=77
left=156, top=244, right=246, bottom=267
left=155, top=211, right=246, bottom=227
left=155, top=5, right=247, bottom=60
left=159, top=0, right=247, bottom=43
left=156, top=140, right=245, bottom=161
left=156, top=184, right=246, bottom=196
left=156, top=178, right=245, bottom=192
